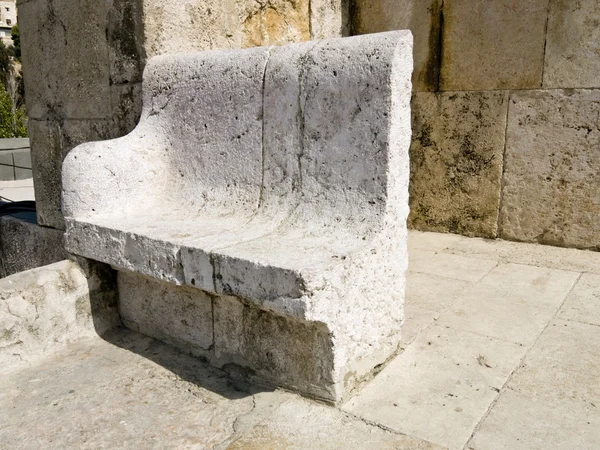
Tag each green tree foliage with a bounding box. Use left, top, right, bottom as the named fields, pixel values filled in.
left=0, top=36, right=27, bottom=137
left=11, top=25, right=20, bottom=61
left=0, top=82, right=27, bottom=137
left=0, top=40, right=10, bottom=85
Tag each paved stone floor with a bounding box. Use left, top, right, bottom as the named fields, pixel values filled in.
left=1, top=231, right=599, bottom=449
left=0, top=178, right=35, bottom=202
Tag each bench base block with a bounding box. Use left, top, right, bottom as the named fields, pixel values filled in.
left=117, top=270, right=403, bottom=404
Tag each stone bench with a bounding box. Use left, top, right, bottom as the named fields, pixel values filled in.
left=62, top=31, right=413, bottom=404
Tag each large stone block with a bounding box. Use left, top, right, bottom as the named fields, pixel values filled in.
left=213, top=295, right=336, bottom=401
left=28, top=118, right=123, bottom=229
left=108, top=0, right=145, bottom=85
left=141, top=0, right=317, bottom=57
left=18, top=0, right=111, bottom=120
left=500, top=90, right=600, bottom=249
left=409, top=91, right=508, bottom=238
left=239, top=0, right=310, bottom=48
left=544, top=0, right=600, bottom=89
left=310, top=0, right=348, bottom=39
left=28, top=119, right=64, bottom=228
left=110, top=83, right=143, bottom=136
left=440, top=0, right=549, bottom=91
left=63, top=33, right=413, bottom=403
left=0, top=216, right=68, bottom=278
left=0, top=259, right=119, bottom=372
left=118, top=271, right=214, bottom=358
left=352, top=0, right=442, bottom=91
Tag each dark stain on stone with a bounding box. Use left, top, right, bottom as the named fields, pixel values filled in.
left=347, top=0, right=360, bottom=35
left=109, top=0, right=146, bottom=83
left=423, top=0, right=443, bottom=91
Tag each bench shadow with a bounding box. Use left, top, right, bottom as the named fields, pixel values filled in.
left=82, top=258, right=272, bottom=401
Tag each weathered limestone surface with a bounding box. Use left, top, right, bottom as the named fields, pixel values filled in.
left=0, top=260, right=119, bottom=373
left=18, top=0, right=111, bottom=121
left=409, top=91, right=508, bottom=238
left=500, top=90, right=600, bottom=249
left=311, top=0, right=349, bottom=39
left=558, top=273, right=600, bottom=326
left=118, top=271, right=214, bottom=359
left=63, top=33, right=413, bottom=403
left=544, top=0, right=600, bottom=88
left=19, top=0, right=144, bottom=229
left=468, top=320, right=600, bottom=450
left=344, top=324, right=527, bottom=449
left=142, top=0, right=311, bottom=56
left=440, top=0, right=549, bottom=91
left=118, top=271, right=339, bottom=401
left=21, top=0, right=345, bottom=230
left=27, top=119, right=131, bottom=228
left=0, top=216, right=68, bottom=278
left=352, top=0, right=442, bottom=91
left=0, top=329, right=293, bottom=450
left=228, top=399, right=444, bottom=449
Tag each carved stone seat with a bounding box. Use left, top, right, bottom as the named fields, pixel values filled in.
left=62, top=31, right=413, bottom=404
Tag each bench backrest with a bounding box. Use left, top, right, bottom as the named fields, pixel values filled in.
left=140, top=32, right=413, bottom=230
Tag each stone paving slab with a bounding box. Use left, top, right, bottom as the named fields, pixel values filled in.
left=2, top=231, right=600, bottom=449
left=409, top=251, right=497, bottom=283
left=406, top=271, right=472, bottom=313
left=401, top=304, right=440, bottom=347
left=0, top=329, right=292, bottom=450
left=344, top=324, right=527, bottom=449
left=437, top=263, right=580, bottom=346
left=227, top=399, right=443, bottom=450
left=0, top=179, right=35, bottom=202
left=558, top=273, right=600, bottom=326
left=408, top=231, right=468, bottom=252
left=467, top=320, right=600, bottom=450
left=442, top=235, right=600, bottom=275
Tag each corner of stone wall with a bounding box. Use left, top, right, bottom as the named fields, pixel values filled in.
left=351, top=0, right=600, bottom=247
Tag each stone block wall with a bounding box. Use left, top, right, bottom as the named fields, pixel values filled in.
left=18, top=0, right=600, bottom=250
left=353, top=0, right=600, bottom=249
left=18, top=0, right=347, bottom=230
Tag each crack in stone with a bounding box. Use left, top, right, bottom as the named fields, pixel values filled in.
left=257, top=47, right=274, bottom=210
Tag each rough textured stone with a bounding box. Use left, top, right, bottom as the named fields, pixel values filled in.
left=18, top=0, right=111, bottom=121
left=558, top=273, right=600, bottom=326
left=544, top=0, right=600, bottom=89
left=20, top=0, right=344, bottom=232
left=228, top=399, right=444, bottom=449
left=344, top=324, right=527, bottom=450
left=444, top=234, right=600, bottom=275
left=440, top=0, right=549, bottom=90
left=500, top=90, right=600, bottom=249
left=0, top=216, right=68, bottom=278
left=141, top=0, right=322, bottom=57
left=27, top=119, right=64, bottom=228
left=118, top=271, right=214, bottom=359
left=28, top=118, right=126, bottom=229
left=352, top=0, right=442, bottom=91
left=107, top=0, right=145, bottom=85
left=239, top=0, right=310, bottom=48
left=0, top=328, right=292, bottom=449
left=409, top=91, right=508, bottom=237
left=213, top=294, right=336, bottom=402
left=310, top=0, right=349, bottom=39
left=468, top=320, right=600, bottom=450
left=437, top=263, right=579, bottom=346
left=0, top=259, right=119, bottom=373
left=62, top=33, right=414, bottom=403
